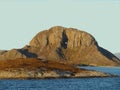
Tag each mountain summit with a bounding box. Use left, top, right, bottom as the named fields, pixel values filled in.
left=0, top=26, right=120, bottom=66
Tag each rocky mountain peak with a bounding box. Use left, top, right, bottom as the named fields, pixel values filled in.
left=30, top=26, right=97, bottom=49
left=0, top=26, right=120, bottom=66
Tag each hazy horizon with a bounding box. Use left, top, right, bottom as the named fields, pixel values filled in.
left=0, top=0, right=120, bottom=53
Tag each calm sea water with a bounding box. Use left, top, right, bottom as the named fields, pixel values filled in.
left=0, top=67, right=120, bottom=90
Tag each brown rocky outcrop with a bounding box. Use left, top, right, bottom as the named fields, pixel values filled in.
left=27, top=26, right=120, bottom=66
left=0, top=26, right=120, bottom=66
left=0, top=49, right=37, bottom=60
left=0, top=49, right=26, bottom=60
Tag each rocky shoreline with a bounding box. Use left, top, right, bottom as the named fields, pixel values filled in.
left=0, top=58, right=116, bottom=79
left=0, top=68, right=113, bottom=79
left=0, top=26, right=120, bottom=79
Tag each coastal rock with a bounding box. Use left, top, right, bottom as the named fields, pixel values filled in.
left=0, top=58, right=112, bottom=79
left=0, top=68, right=110, bottom=79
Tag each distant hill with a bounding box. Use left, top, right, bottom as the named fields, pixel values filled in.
left=115, top=53, right=120, bottom=59
left=0, top=26, right=120, bottom=66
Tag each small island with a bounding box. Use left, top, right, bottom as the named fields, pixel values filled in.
left=0, top=26, right=120, bottom=79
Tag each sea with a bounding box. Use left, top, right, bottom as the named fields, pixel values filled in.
left=0, top=67, right=120, bottom=90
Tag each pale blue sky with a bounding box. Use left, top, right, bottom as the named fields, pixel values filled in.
left=0, top=0, right=120, bottom=53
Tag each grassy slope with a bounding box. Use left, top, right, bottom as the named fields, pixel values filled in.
left=0, top=58, right=113, bottom=79
left=0, top=58, right=86, bottom=73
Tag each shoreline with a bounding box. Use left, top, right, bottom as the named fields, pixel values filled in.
left=0, top=68, right=118, bottom=79
left=0, top=75, right=118, bottom=80
left=0, top=58, right=118, bottom=80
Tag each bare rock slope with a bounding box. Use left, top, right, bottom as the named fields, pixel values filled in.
left=0, top=26, right=120, bottom=66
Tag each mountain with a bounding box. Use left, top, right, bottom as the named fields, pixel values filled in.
left=27, top=26, right=120, bottom=66
left=0, top=26, right=120, bottom=66
left=115, top=53, right=120, bottom=59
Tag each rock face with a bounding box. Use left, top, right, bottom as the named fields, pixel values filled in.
left=0, top=26, right=120, bottom=66
left=28, top=26, right=120, bottom=66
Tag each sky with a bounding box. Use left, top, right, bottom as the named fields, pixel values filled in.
left=0, top=0, right=120, bottom=53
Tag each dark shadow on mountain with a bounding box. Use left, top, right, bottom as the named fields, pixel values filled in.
left=56, top=47, right=65, bottom=59
left=61, top=30, right=68, bottom=49
left=17, top=49, right=37, bottom=58
left=56, top=30, right=68, bottom=60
